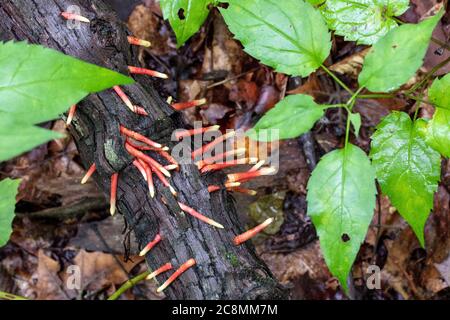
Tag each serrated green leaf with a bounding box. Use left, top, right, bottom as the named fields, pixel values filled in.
left=0, top=41, right=133, bottom=124
left=0, top=41, right=133, bottom=162
left=359, top=12, right=443, bottom=92
left=0, top=178, right=21, bottom=248
left=220, top=0, right=331, bottom=77
left=370, top=112, right=441, bottom=246
left=307, top=144, right=376, bottom=292
left=246, top=94, right=325, bottom=142
left=421, top=74, right=450, bottom=157
left=349, top=112, right=362, bottom=136
left=320, top=0, right=409, bottom=45
left=429, top=73, right=450, bottom=109
left=160, top=0, right=212, bottom=47
left=0, top=115, right=63, bottom=162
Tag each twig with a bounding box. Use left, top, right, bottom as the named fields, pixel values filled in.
left=0, top=291, right=28, bottom=300
left=206, top=67, right=260, bottom=89
left=107, top=270, right=150, bottom=300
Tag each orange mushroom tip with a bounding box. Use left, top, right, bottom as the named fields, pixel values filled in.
left=191, top=130, right=237, bottom=160
left=146, top=263, right=173, bottom=281
left=233, top=217, right=274, bottom=246
left=175, top=125, right=220, bottom=140
left=156, top=259, right=196, bottom=293
left=207, top=182, right=241, bottom=193
left=178, top=202, right=224, bottom=229
left=227, top=167, right=276, bottom=183
left=171, top=98, right=207, bottom=111
left=127, top=36, right=151, bottom=47
left=199, top=157, right=257, bottom=173
left=61, top=12, right=90, bottom=23
left=232, top=187, right=257, bottom=196
left=196, top=148, right=247, bottom=170
left=146, top=166, right=155, bottom=198
left=110, top=173, right=119, bottom=216
left=156, top=149, right=179, bottom=167
left=249, top=160, right=266, bottom=173
left=133, top=106, right=149, bottom=116
left=113, top=86, right=134, bottom=112
left=128, top=66, right=168, bottom=79
left=66, top=104, right=77, bottom=125
left=120, top=126, right=163, bottom=149
left=81, top=163, right=96, bottom=184
left=139, top=234, right=162, bottom=257
left=133, top=160, right=148, bottom=181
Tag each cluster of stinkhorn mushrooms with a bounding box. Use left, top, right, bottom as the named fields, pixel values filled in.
left=62, top=11, right=275, bottom=293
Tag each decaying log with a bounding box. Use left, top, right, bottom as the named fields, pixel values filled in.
left=0, top=0, right=286, bottom=299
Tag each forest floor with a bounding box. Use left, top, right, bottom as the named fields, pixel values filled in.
left=0, top=0, right=449, bottom=300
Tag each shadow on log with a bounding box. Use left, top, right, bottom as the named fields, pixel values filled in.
left=0, top=0, right=287, bottom=299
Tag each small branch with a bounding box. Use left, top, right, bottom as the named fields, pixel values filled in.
left=0, top=291, right=28, bottom=300
left=15, top=197, right=108, bottom=220
left=321, top=64, right=354, bottom=95
left=107, top=271, right=151, bottom=300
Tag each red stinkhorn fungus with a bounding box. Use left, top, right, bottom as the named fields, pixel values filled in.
left=81, top=163, right=96, bottom=184
left=61, top=12, right=90, bottom=23
left=178, top=202, right=224, bottom=229
left=200, top=158, right=258, bottom=174
left=113, top=86, right=135, bottom=112
left=171, top=98, right=207, bottom=111
left=125, top=143, right=171, bottom=178
left=110, top=173, right=119, bottom=216
left=139, top=234, right=162, bottom=257
left=227, top=167, right=276, bottom=183
left=157, top=259, right=196, bottom=293
left=233, top=218, right=274, bottom=246
left=66, top=104, right=77, bottom=125
left=175, top=125, right=220, bottom=141
left=146, top=263, right=173, bottom=281
left=128, top=66, right=168, bottom=79
left=191, top=130, right=237, bottom=160
left=120, top=126, right=164, bottom=149
left=139, top=159, right=155, bottom=198
left=127, top=36, right=151, bottom=47
left=133, top=159, right=147, bottom=181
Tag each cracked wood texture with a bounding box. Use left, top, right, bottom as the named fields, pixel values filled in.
left=0, top=0, right=286, bottom=299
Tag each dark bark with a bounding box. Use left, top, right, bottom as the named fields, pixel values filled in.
left=0, top=0, right=287, bottom=299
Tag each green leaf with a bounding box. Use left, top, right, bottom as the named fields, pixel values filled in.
left=0, top=178, right=21, bottom=248
left=0, top=115, right=63, bottom=162
left=307, top=144, right=376, bottom=292
left=0, top=41, right=133, bottom=162
left=320, top=0, right=409, bottom=45
left=160, top=0, right=212, bottom=47
left=420, top=74, right=450, bottom=157
left=358, top=12, right=443, bottom=92
left=370, top=112, right=441, bottom=246
left=429, top=73, right=450, bottom=109
left=419, top=110, right=450, bottom=158
left=349, top=112, right=362, bottom=136
left=246, top=94, right=325, bottom=142
left=306, top=0, right=325, bottom=5
left=220, top=0, right=331, bottom=77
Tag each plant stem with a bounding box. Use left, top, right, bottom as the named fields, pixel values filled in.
left=344, top=87, right=364, bottom=149
left=323, top=103, right=347, bottom=109
left=0, top=291, right=28, bottom=300
left=107, top=270, right=151, bottom=300
left=321, top=64, right=355, bottom=95
left=403, top=93, right=435, bottom=108
left=408, top=55, right=450, bottom=94
left=412, top=93, right=424, bottom=121
left=358, top=94, right=395, bottom=99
